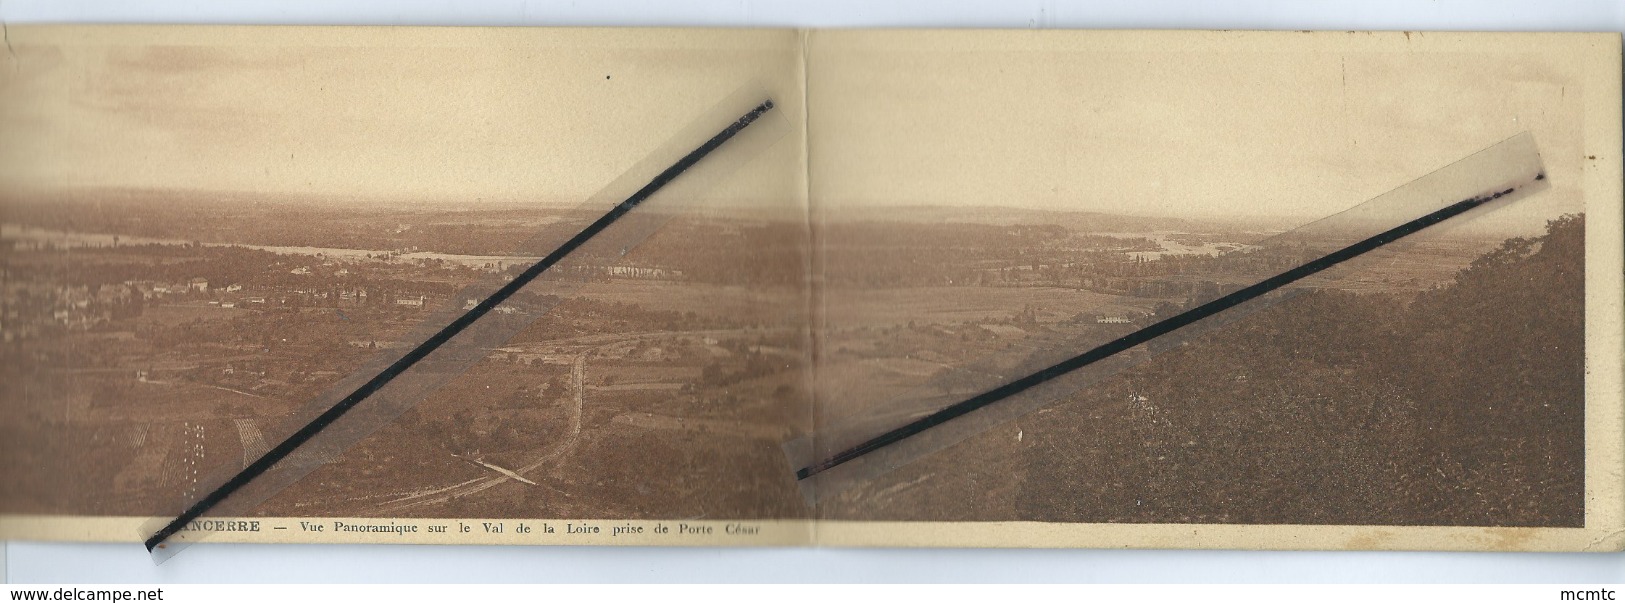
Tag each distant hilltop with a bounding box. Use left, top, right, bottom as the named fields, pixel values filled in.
left=819, top=204, right=1289, bottom=233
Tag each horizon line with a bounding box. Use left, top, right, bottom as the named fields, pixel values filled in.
left=2, top=185, right=1575, bottom=229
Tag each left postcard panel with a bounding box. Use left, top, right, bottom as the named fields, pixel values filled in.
left=0, top=25, right=814, bottom=547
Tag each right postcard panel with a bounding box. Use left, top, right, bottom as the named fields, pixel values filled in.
left=801, top=30, right=1624, bottom=551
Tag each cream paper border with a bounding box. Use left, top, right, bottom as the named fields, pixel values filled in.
left=0, top=515, right=1616, bottom=552
left=1576, top=28, right=1625, bottom=553
left=0, top=516, right=808, bottom=547
left=0, top=28, right=1620, bottom=552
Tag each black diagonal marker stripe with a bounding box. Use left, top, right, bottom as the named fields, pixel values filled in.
left=795, top=178, right=1538, bottom=481
left=146, top=99, right=776, bottom=552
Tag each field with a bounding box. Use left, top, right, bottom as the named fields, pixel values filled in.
left=0, top=193, right=1587, bottom=528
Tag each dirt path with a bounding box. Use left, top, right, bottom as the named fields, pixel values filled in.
left=375, top=352, right=587, bottom=512
left=203, top=383, right=268, bottom=400
left=233, top=418, right=268, bottom=468
left=367, top=323, right=787, bottom=512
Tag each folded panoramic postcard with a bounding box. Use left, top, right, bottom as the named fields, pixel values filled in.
left=0, top=26, right=1621, bottom=553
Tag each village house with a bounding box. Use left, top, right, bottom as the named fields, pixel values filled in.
left=604, top=265, right=672, bottom=279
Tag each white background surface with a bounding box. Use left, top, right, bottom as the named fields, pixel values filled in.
left=3, top=0, right=1624, bottom=584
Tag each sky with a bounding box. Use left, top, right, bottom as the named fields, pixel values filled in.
left=808, top=30, right=1607, bottom=224
left=0, top=28, right=1611, bottom=226
left=0, top=26, right=805, bottom=209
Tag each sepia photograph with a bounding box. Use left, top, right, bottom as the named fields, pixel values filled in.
left=0, top=27, right=816, bottom=541
left=0, top=26, right=1620, bottom=552
left=800, top=32, right=1612, bottom=541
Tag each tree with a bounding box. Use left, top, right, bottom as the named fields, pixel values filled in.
left=1017, top=214, right=1587, bottom=528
